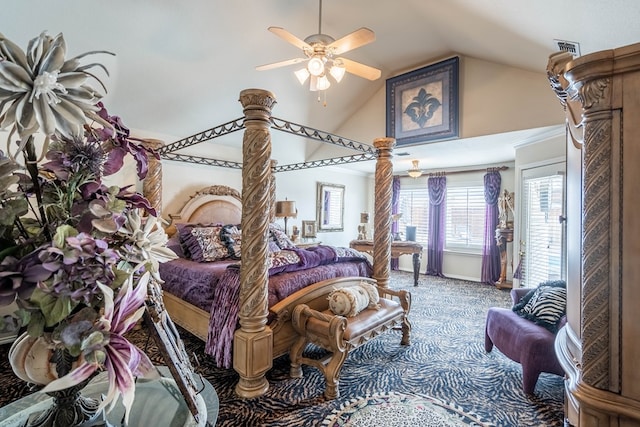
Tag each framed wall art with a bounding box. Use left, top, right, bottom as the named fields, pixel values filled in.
left=386, top=56, right=459, bottom=146
left=301, top=220, right=317, bottom=239
left=316, top=182, right=345, bottom=232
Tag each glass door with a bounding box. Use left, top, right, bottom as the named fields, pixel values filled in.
left=518, top=162, right=566, bottom=287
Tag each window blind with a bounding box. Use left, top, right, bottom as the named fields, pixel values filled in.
left=398, top=188, right=430, bottom=243
left=520, top=174, right=564, bottom=287
left=445, top=186, right=485, bottom=251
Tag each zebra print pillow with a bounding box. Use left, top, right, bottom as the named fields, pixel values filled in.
left=513, top=285, right=567, bottom=333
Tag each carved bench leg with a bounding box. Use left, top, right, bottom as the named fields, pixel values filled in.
left=401, top=315, right=411, bottom=346
left=289, top=334, right=307, bottom=378
left=322, top=347, right=349, bottom=399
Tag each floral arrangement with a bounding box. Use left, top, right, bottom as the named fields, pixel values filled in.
left=0, top=31, right=177, bottom=421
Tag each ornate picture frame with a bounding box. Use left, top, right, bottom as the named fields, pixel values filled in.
left=301, top=220, right=317, bottom=238
left=386, top=56, right=459, bottom=146
left=316, top=182, right=345, bottom=232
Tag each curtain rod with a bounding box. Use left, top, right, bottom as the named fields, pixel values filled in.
left=399, top=165, right=509, bottom=178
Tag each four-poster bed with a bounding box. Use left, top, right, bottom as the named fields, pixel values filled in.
left=142, top=88, right=396, bottom=398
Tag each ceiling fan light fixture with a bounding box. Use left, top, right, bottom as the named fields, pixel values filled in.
left=316, top=75, right=331, bottom=91
left=407, top=160, right=423, bottom=178
left=329, top=63, right=346, bottom=82
left=307, top=57, right=325, bottom=76
left=309, top=75, right=319, bottom=91
left=295, top=68, right=310, bottom=84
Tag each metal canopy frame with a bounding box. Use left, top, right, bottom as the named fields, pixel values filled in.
left=157, top=116, right=377, bottom=173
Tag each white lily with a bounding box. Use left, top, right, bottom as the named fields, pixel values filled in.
left=0, top=31, right=113, bottom=141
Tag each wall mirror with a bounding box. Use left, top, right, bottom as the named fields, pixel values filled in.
left=317, top=182, right=344, bottom=232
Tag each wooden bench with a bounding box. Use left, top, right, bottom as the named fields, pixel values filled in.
left=289, top=277, right=411, bottom=399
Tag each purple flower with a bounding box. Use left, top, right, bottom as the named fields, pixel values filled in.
left=0, top=251, right=51, bottom=305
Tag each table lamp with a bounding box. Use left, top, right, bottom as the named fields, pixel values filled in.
left=275, top=199, right=297, bottom=236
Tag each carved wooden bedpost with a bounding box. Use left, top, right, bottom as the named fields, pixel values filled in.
left=269, top=160, right=277, bottom=222
left=372, top=137, right=395, bottom=290
left=234, top=88, right=277, bottom=398
left=140, top=138, right=164, bottom=216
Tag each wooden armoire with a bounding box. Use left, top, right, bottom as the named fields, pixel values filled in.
left=547, top=44, right=640, bottom=426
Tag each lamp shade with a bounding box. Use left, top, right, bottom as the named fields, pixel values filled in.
left=275, top=200, right=297, bottom=218
left=329, top=63, right=346, bottom=82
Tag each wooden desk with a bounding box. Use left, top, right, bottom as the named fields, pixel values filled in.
left=349, top=240, right=423, bottom=286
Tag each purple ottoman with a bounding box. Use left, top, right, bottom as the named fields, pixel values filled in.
left=484, top=288, right=565, bottom=394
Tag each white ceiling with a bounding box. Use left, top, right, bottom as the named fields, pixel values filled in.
left=2, top=0, right=639, bottom=173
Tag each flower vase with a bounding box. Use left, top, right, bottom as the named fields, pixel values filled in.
left=8, top=333, right=106, bottom=427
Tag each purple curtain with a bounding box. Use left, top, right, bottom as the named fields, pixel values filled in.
left=391, top=176, right=401, bottom=270
left=481, top=171, right=502, bottom=284
left=426, top=176, right=446, bottom=276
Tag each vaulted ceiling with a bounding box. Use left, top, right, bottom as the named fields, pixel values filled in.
left=2, top=0, right=639, bottom=172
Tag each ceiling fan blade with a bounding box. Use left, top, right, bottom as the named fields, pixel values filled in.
left=328, top=27, right=375, bottom=55
left=256, top=57, right=307, bottom=71
left=268, top=27, right=311, bottom=50
left=339, top=57, right=381, bottom=81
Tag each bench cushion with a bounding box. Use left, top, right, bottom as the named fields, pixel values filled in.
left=305, top=298, right=404, bottom=341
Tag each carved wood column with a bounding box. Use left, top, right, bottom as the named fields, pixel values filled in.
left=548, top=45, right=640, bottom=426
left=372, top=137, right=395, bottom=290
left=234, top=88, right=276, bottom=398
left=140, top=138, right=164, bottom=216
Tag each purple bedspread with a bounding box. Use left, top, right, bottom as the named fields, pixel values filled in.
left=158, top=245, right=372, bottom=368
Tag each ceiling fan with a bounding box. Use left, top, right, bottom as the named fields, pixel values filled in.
left=256, top=0, right=381, bottom=91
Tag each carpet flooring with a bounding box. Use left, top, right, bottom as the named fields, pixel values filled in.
left=0, top=271, right=564, bottom=426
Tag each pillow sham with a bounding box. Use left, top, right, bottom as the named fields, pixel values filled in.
left=269, top=223, right=296, bottom=250
left=513, top=280, right=566, bottom=333
left=220, top=224, right=242, bottom=260
left=178, top=223, right=228, bottom=262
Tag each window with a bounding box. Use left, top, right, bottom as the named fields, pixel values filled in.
left=519, top=166, right=565, bottom=287
left=397, top=187, right=429, bottom=243
left=445, top=186, right=485, bottom=251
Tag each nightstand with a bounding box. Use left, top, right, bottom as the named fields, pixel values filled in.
left=296, top=241, right=321, bottom=249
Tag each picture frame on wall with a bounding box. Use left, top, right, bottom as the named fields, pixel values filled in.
left=386, top=56, right=459, bottom=146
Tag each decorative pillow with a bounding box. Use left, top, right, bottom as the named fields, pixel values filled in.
left=267, top=249, right=300, bottom=270
left=327, top=283, right=381, bottom=317
left=177, top=223, right=228, bottom=262
left=220, top=224, right=242, bottom=260
left=513, top=280, right=567, bottom=333
left=166, top=236, right=186, bottom=258
left=359, top=281, right=381, bottom=309
left=269, top=223, right=296, bottom=250
left=268, top=241, right=281, bottom=253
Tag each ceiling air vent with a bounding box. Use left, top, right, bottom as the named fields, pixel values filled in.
left=553, top=39, right=581, bottom=57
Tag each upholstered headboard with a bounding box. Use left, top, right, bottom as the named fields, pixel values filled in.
left=166, top=185, right=242, bottom=236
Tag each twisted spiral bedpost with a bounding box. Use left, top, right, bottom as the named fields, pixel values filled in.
left=372, top=137, right=395, bottom=290
left=140, top=138, right=164, bottom=217
left=234, top=88, right=277, bottom=398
